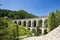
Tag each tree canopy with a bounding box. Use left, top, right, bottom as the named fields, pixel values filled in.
left=0, top=18, right=32, bottom=40
left=0, top=9, right=38, bottom=19
left=47, top=10, right=60, bottom=32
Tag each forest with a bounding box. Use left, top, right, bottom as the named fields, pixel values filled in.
left=0, top=9, right=38, bottom=19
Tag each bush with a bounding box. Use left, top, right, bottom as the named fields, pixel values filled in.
left=0, top=18, right=32, bottom=40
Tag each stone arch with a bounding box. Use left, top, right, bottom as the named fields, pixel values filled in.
left=28, top=21, right=31, bottom=27
left=44, top=29, right=47, bottom=34
left=14, top=21, right=17, bottom=24
left=33, top=20, right=36, bottom=27
left=32, top=28, right=36, bottom=33
left=23, top=21, right=26, bottom=27
left=44, top=19, right=48, bottom=28
left=37, top=29, right=42, bottom=35
left=18, top=21, right=21, bottom=25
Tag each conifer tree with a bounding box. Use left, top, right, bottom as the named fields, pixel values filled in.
left=47, top=12, right=56, bottom=32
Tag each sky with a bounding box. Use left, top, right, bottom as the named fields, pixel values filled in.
left=0, top=0, right=60, bottom=17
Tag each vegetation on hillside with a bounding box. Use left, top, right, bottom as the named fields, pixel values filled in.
left=0, top=9, right=38, bottom=19
left=0, top=18, right=32, bottom=40
left=47, top=10, right=60, bottom=32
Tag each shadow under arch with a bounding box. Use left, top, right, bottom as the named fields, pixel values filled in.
left=38, top=20, right=42, bottom=28
left=28, top=21, right=31, bottom=27
left=14, top=21, right=17, bottom=24
left=23, top=21, right=26, bottom=27
left=18, top=21, right=21, bottom=25
left=33, top=20, right=36, bottom=27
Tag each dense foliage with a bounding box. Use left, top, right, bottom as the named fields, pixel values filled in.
left=0, top=9, right=38, bottom=19
left=47, top=13, right=56, bottom=32
left=47, top=10, right=60, bottom=32
left=0, top=18, right=32, bottom=40
left=55, top=10, right=60, bottom=26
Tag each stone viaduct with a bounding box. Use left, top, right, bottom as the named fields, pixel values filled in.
left=12, top=16, right=48, bottom=34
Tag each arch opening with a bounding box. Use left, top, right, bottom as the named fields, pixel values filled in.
left=38, top=20, right=42, bottom=28
left=44, top=29, right=47, bottom=34
left=23, top=21, right=26, bottom=27
left=33, top=20, right=36, bottom=27
left=14, top=21, right=17, bottom=24
left=28, top=28, right=30, bottom=30
left=28, top=21, right=31, bottom=27
left=18, top=21, right=21, bottom=25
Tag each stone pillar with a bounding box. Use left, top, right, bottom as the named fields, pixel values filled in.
left=42, top=19, right=45, bottom=28
left=21, top=21, right=23, bottom=26
left=26, top=21, right=28, bottom=28
left=17, top=21, right=19, bottom=24
left=30, top=28, right=32, bottom=31
left=40, top=28, right=45, bottom=35
left=36, top=20, right=39, bottom=27
left=42, top=29, right=45, bottom=34
left=31, top=20, right=33, bottom=28
left=41, top=19, right=45, bottom=34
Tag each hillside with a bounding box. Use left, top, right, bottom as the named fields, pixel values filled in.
left=0, top=18, right=32, bottom=40
left=0, top=9, right=38, bottom=19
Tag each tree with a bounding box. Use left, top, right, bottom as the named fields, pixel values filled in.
left=0, top=18, right=9, bottom=40
left=47, top=12, right=56, bottom=32
left=55, top=10, right=60, bottom=26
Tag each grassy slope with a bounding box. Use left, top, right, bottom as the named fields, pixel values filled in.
left=8, top=19, right=32, bottom=36
left=1, top=18, right=32, bottom=37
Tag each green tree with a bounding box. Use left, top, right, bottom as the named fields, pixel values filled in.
left=0, top=18, right=9, bottom=40
left=55, top=10, right=60, bottom=26
left=47, top=12, right=56, bottom=32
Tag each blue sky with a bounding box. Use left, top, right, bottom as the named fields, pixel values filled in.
left=0, top=0, right=60, bottom=16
